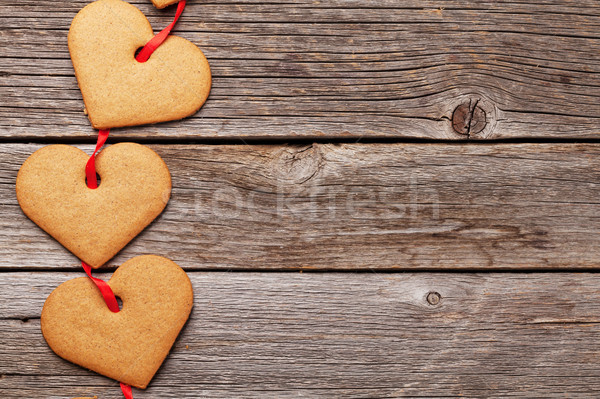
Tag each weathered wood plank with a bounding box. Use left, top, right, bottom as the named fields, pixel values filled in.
left=2, top=271, right=600, bottom=397
left=1, top=0, right=599, bottom=139
left=1, top=142, right=599, bottom=270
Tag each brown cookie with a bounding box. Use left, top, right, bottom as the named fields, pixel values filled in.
left=151, top=0, right=178, bottom=9
left=69, top=0, right=211, bottom=129
left=16, top=143, right=171, bottom=268
left=42, top=255, right=193, bottom=389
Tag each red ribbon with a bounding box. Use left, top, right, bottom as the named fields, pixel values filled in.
left=136, top=0, right=186, bottom=63
left=84, top=129, right=110, bottom=189
left=81, top=260, right=133, bottom=398
left=83, top=129, right=117, bottom=310
left=79, top=3, right=186, bottom=397
left=81, top=261, right=120, bottom=313
left=121, top=383, right=134, bottom=399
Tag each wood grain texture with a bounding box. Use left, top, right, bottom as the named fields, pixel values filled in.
left=1, top=0, right=599, bottom=139
left=1, top=142, right=599, bottom=270
left=3, top=2, right=599, bottom=398
left=2, top=271, right=600, bottom=398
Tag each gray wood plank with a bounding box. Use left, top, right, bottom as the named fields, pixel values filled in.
left=2, top=271, right=600, bottom=398
left=1, top=142, right=600, bottom=270
left=0, top=0, right=599, bottom=139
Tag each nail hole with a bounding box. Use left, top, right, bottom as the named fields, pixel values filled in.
left=85, top=173, right=101, bottom=189
left=21, top=317, right=29, bottom=323
left=426, top=292, right=442, bottom=306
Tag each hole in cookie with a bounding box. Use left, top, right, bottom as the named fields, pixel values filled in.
left=116, top=296, right=123, bottom=311
left=85, top=173, right=101, bottom=189
left=134, top=46, right=144, bottom=62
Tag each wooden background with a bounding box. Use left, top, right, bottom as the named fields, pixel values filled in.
left=1, top=0, right=600, bottom=397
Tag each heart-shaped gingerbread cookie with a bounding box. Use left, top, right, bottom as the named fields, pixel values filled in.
left=41, top=255, right=193, bottom=389
left=151, top=0, right=178, bottom=9
left=16, top=143, right=171, bottom=268
left=69, top=0, right=211, bottom=129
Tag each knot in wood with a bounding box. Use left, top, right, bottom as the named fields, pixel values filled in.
left=274, top=144, right=322, bottom=184
left=452, top=100, right=487, bottom=136
left=426, top=292, right=441, bottom=306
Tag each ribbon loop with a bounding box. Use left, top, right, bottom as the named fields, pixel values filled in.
left=81, top=261, right=120, bottom=313
left=85, top=129, right=110, bottom=189
left=136, top=1, right=186, bottom=63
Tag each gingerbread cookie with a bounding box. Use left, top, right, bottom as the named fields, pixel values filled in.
left=151, top=0, right=179, bottom=9
left=69, top=0, right=211, bottom=129
left=16, top=143, right=171, bottom=268
left=42, top=255, right=193, bottom=389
